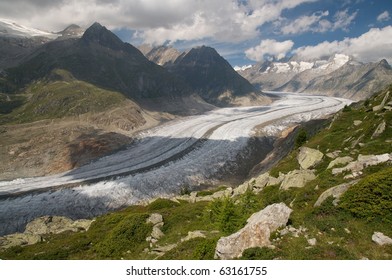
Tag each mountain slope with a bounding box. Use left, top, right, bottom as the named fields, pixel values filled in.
left=168, top=46, right=270, bottom=106
left=3, top=23, right=190, bottom=101
left=238, top=54, right=392, bottom=100
left=139, top=45, right=182, bottom=67
left=0, top=21, right=83, bottom=70
left=296, top=59, right=392, bottom=100
left=1, top=84, right=391, bottom=260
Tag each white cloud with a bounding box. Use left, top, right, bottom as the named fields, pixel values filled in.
left=279, top=9, right=357, bottom=34
left=377, top=11, right=390, bottom=22
left=333, top=9, right=357, bottom=31
left=245, top=39, right=294, bottom=61
left=281, top=11, right=329, bottom=34
left=0, top=0, right=318, bottom=44
left=295, top=25, right=392, bottom=62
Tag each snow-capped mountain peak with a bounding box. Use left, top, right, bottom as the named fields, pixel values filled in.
left=317, top=53, right=350, bottom=72
left=0, top=18, right=59, bottom=39
left=233, top=65, right=252, bottom=71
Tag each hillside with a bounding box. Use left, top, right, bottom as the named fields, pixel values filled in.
left=1, top=85, right=390, bottom=260
left=0, top=23, right=215, bottom=179
left=140, top=45, right=271, bottom=106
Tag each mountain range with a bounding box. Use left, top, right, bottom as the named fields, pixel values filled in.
left=236, top=54, right=392, bottom=100
left=0, top=21, right=267, bottom=179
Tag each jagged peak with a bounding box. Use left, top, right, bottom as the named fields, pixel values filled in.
left=81, top=22, right=124, bottom=50
left=378, top=59, right=391, bottom=69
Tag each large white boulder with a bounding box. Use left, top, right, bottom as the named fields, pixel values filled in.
left=297, top=147, right=324, bottom=170
left=372, top=232, right=392, bottom=246
left=215, top=203, right=292, bottom=259
left=280, top=169, right=316, bottom=190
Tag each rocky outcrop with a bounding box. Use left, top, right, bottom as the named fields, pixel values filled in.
left=235, top=172, right=284, bottom=195
left=0, top=216, right=93, bottom=250
left=373, top=91, right=389, bottom=112
left=181, top=231, right=207, bottom=242
left=24, top=216, right=93, bottom=235
left=280, top=169, right=316, bottom=190
left=297, top=147, right=324, bottom=170
left=372, top=120, right=386, bottom=139
left=326, top=150, right=342, bottom=159
left=353, top=120, right=362, bottom=126
left=146, top=213, right=165, bottom=244
left=372, top=232, right=392, bottom=246
left=332, top=153, right=392, bottom=178
left=327, top=156, right=354, bottom=169
left=314, top=180, right=359, bottom=207
left=215, top=203, right=292, bottom=259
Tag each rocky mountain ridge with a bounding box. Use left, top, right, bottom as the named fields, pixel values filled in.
left=140, top=45, right=269, bottom=106
left=237, top=54, right=392, bottom=100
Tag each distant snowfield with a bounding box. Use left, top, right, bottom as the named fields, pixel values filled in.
left=0, top=93, right=351, bottom=235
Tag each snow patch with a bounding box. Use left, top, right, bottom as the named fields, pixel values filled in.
left=0, top=18, right=58, bottom=39
left=234, top=65, right=252, bottom=71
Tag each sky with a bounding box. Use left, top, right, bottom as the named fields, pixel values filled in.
left=0, top=0, right=391, bottom=66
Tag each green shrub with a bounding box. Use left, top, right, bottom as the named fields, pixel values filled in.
left=295, top=128, right=307, bottom=148
left=207, top=196, right=241, bottom=234
left=148, top=198, right=179, bottom=211
left=342, top=105, right=352, bottom=112
left=94, top=213, right=151, bottom=258
left=339, top=167, right=392, bottom=223
left=159, top=237, right=217, bottom=260
left=206, top=190, right=264, bottom=235
left=241, top=247, right=277, bottom=260
left=192, top=238, right=219, bottom=260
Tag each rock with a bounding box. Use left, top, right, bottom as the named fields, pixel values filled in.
left=314, top=180, right=359, bottom=207
left=327, top=156, right=354, bottom=169
left=24, top=216, right=93, bottom=235
left=280, top=169, right=316, bottom=190
left=307, top=238, right=317, bottom=246
left=332, top=153, right=392, bottom=175
left=351, top=134, right=365, bottom=148
left=0, top=233, right=42, bottom=249
left=181, top=230, right=206, bottom=242
left=151, top=244, right=177, bottom=254
left=235, top=173, right=283, bottom=195
left=0, top=215, right=93, bottom=250
left=372, top=120, right=386, bottom=139
left=372, top=232, right=392, bottom=246
left=212, top=188, right=233, bottom=199
left=215, top=203, right=292, bottom=259
left=233, top=181, right=253, bottom=196
left=326, top=150, right=342, bottom=159
left=297, top=147, right=324, bottom=170
left=373, top=91, right=389, bottom=112
left=147, top=213, right=163, bottom=226
left=353, top=120, right=363, bottom=126
left=151, top=226, right=165, bottom=240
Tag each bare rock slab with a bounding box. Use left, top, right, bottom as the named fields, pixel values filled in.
left=314, top=180, right=359, bottom=207
left=215, top=203, right=292, bottom=260
left=25, top=216, right=93, bottom=235
left=327, top=156, right=354, bottom=169
left=372, top=232, right=392, bottom=246
left=280, top=169, right=316, bottom=190
left=297, top=147, right=324, bottom=170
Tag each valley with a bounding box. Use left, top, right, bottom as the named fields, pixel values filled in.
left=0, top=92, right=350, bottom=235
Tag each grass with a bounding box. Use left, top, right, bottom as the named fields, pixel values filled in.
left=0, top=69, right=126, bottom=125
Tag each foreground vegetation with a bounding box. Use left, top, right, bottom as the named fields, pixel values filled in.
left=0, top=86, right=391, bottom=260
